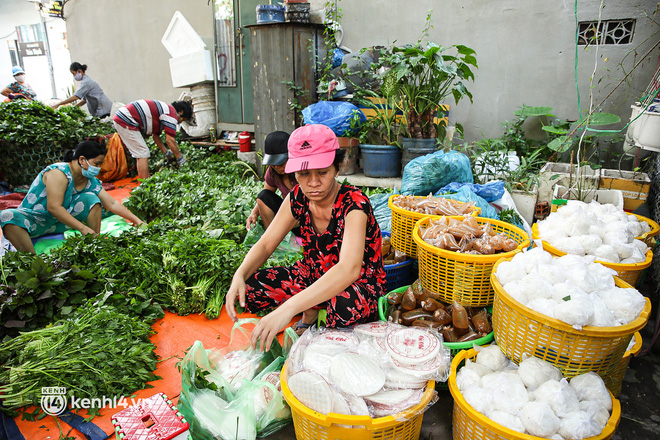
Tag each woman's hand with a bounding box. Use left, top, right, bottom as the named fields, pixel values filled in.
left=80, top=225, right=97, bottom=235
left=246, top=212, right=258, bottom=230
left=251, top=307, right=295, bottom=352
left=130, top=218, right=146, bottom=227
left=226, top=274, right=247, bottom=322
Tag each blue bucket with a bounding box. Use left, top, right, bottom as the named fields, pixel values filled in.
left=256, top=5, right=285, bottom=24
left=360, top=144, right=402, bottom=178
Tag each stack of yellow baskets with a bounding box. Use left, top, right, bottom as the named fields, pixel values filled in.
left=412, top=216, right=530, bottom=306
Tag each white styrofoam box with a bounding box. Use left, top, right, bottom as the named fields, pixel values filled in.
left=162, top=11, right=206, bottom=58
left=538, top=162, right=601, bottom=204
left=553, top=185, right=624, bottom=211
left=169, top=50, right=214, bottom=88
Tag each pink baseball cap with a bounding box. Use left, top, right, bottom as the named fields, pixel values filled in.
left=285, top=124, right=339, bottom=173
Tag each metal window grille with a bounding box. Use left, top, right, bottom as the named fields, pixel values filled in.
left=578, top=19, right=635, bottom=45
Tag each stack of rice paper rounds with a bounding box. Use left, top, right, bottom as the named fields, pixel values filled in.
left=495, top=247, right=646, bottom=329
left=456, top=345, right=613, bottom=439
left=286, top=323, right=451, bottom=418
left=535, top=200, right=650, bottom=264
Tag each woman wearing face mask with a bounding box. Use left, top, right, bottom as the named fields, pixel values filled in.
left=0, top=140, right=145, bottom=254
left=1, top=66, right=37, bottom=101
left=51, top=62, right=113, bottom=118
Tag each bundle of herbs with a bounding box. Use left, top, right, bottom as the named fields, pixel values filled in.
left=0, top=305, right=159, bottom=418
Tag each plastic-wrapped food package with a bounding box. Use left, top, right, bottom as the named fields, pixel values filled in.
left=517, top=356, right=563, bottom=391
left=526, top=299, right=557, bottom=318
left=286, top=324, right=445, bottom=419
left=481, top=371, right=529, bottom=415
left=593, top=244, right=620, bottom=263
left=558, top=410, right=602, bottom=439
left=474, top=344, right=509, bottom=372
left=553, top=296, right=595, bottom=329
left=598, top=287, right=647, bottom=325
left=519, top=401, right=561, bottom=438
left=533, top=379, right=580, bottom=418
left=487, top=410, right=526, bottom=433
left=455, top=363, right=484, bottom=391
left=569, top=372, right=613, bottom=411
left=462, top=385, right=496, bottom=415
left=494, top=260, right=525, bottom=285
left=579, top=400, right=610, bottom=430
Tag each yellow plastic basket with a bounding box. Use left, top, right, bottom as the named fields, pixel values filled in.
left=630, top=212, right=660, bottom=249
left=448, top=348, right=621, bottom=440
left=280, top=363, right=435, bottom=440
left=531, top=223, right=653, bottom=286
left=388, top=195, right=480, bottom=258
left=605, top=331, right=642, bottom=397
left=491, top=259, right=651, bottom=384
left=412, top=216, right=530, bottom=307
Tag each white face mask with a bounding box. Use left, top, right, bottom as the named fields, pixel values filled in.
left=14, top=74, right=25, bottom=83
left=74, top=72, right=83, bottom=81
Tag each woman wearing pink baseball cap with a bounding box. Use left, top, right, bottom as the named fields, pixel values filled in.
left=227, top=124, right=387, bottom=351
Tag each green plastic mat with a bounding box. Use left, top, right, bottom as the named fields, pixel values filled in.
left=33, top=215, right=133, bottom=254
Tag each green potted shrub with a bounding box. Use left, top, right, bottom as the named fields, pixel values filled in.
left=382, top=12, right=478, bottom=167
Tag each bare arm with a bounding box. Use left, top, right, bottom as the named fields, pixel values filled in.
left=152, top=133, right=168, bottom=155
left=51, top=95, right=80, bottom=108
left=246, top=181, right=278, bottom=229
left=1, top=87, right=11, bottom=97
left=251, top=209, right=368, bottom=351
left=98, top=189, right=145, bottom=226
left=43, top=169, right=96, bottom=235
left=74, top=98, right=87, bottom=108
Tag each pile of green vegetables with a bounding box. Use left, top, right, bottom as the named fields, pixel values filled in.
left=0, top=141, right=303, bottom=419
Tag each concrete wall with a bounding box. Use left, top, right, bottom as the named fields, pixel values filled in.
left=338, top=0, right=659, bottom=143
left=65, top=0, right=214, bottom=105
left=61, top=0, right=658, bottom=145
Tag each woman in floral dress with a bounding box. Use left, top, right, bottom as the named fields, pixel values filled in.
left=226, top=124, right=386, bottom=351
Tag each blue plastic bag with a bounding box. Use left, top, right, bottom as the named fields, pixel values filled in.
left=436, top=186, right=499, bottom=219
left=401, top=150, right=473, bottom=196
left=368, top=191, right=398, bottom=233
left=302, top=101, right=366, bottom=137
left=332, top=48, right=345, bottom=68
left=437, top=180, right=505, bottom=202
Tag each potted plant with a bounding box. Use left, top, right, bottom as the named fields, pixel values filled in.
left=381, top=12, right=478, bottom=167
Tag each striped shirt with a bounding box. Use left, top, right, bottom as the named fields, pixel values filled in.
left=112, top=99, right=177, bottom=137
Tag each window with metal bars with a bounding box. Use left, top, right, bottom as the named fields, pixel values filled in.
left=578, top=19, right=635, bottom=45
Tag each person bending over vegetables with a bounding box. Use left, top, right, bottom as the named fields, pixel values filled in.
left=226, top=124, right=386, bottom=351
left=0, top=140, right=145, bottom=254
left=245, top=130, right=299, bottom=233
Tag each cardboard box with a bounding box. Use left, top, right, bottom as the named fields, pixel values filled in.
left=599, top=169, right=650, bottom=212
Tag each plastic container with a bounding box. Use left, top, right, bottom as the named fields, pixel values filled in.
left=531, top=223, right=654, bottom=286
left=413, top=216, right=529, bottom=307
left=381, top=231, right=414, bottom=291
left=491, top=258, right=651, bottom=384
left=606, top=331, right=642, bottom=397
left=238, top=131, right=252, bottom=152
left=360, top=144, right=402, bottom=178
left=280, top=362, right=435, bottom=440
left=388, top=195, right=481, bottom=259
left=256, top=5, right=285, bottom=24
left=448, top=349, right=621, bottom=440
left=378, top=286, right=495, bottom=356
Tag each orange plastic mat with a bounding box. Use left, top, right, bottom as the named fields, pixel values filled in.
left=12, top=310, right=297, bottom=439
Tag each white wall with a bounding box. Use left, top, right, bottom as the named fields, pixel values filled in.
left=0, top=0, right=72, bottom=100
left=65, top=0, right=214, bottom=106
left=338, top=0, right=659, bottom=143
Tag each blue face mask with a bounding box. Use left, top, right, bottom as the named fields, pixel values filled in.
left=81, top=159, right=101, bottom=178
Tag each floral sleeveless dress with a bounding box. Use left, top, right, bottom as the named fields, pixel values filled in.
left=0, top=163, right=102, bottom=237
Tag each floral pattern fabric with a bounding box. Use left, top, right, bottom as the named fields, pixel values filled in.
left=245, top=184, right=386, bottom=327
left=0, top=163, right=102, bottom=237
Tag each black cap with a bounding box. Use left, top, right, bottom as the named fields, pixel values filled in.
left=262, top=131, right=290, bottom=166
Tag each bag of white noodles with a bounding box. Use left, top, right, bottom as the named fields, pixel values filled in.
left=178, top=320, right=298, bottom=440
